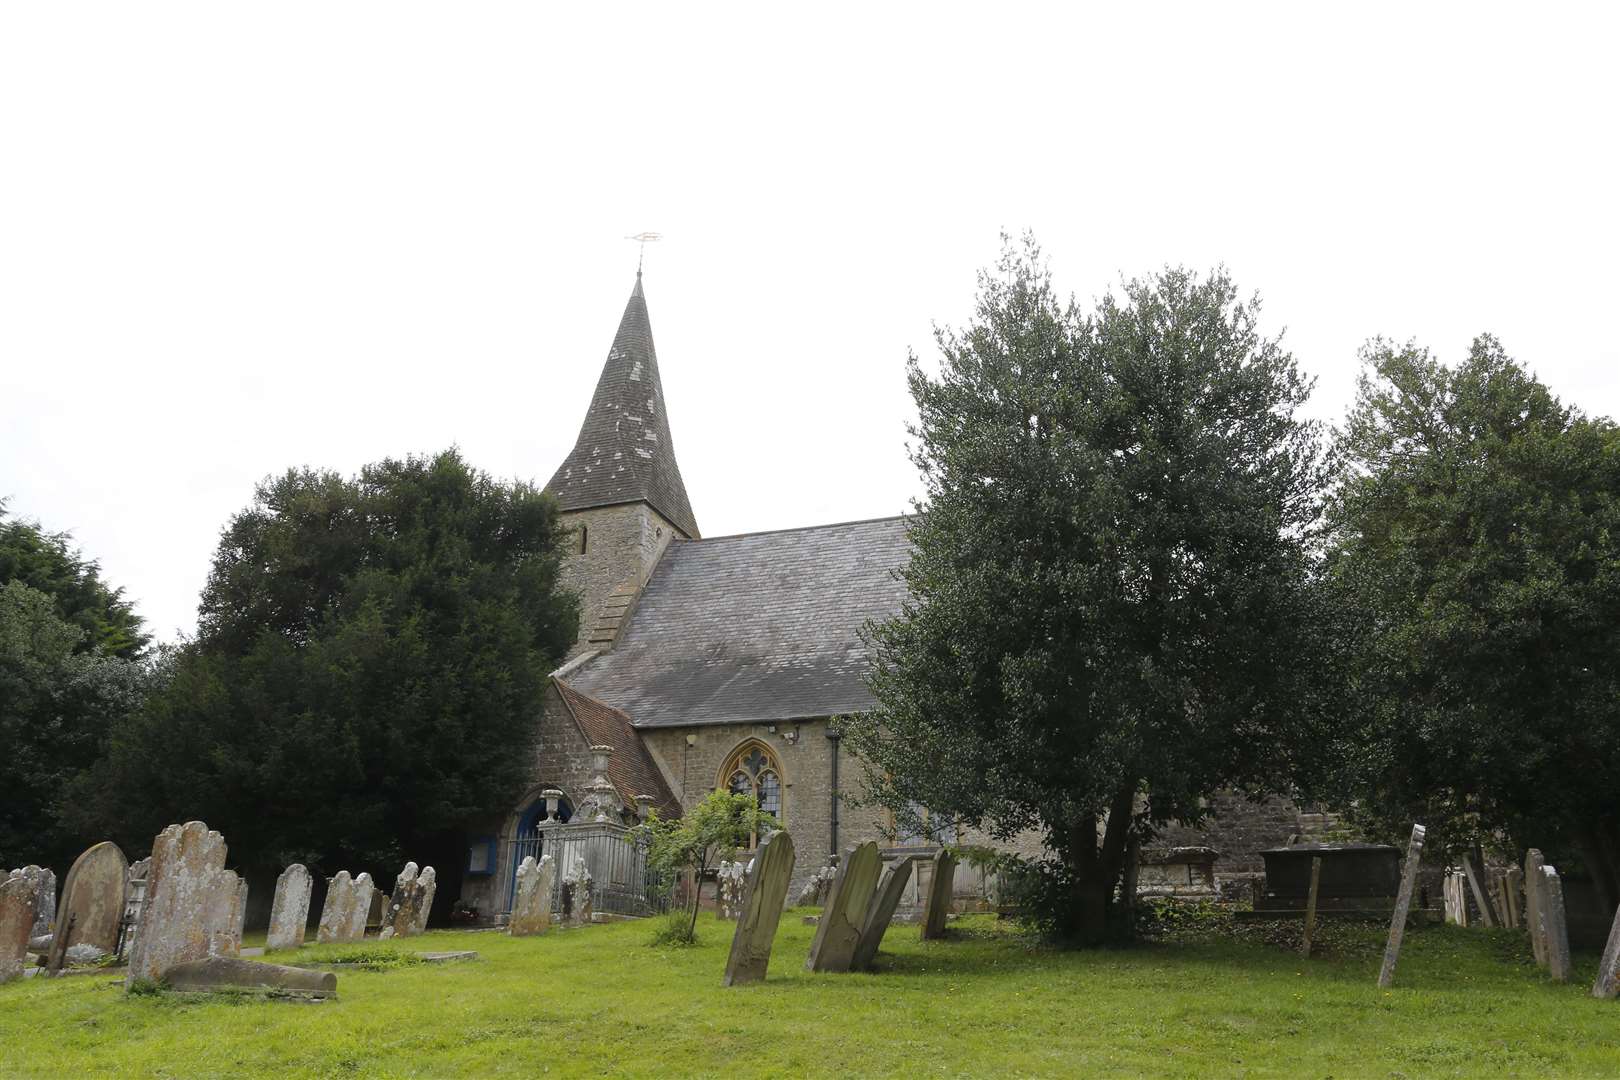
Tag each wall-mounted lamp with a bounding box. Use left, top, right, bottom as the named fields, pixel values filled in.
left=685, top=733, right=698, bottom=747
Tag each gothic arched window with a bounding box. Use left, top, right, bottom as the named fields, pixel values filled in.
left=720, top=742, right=782, bottom=845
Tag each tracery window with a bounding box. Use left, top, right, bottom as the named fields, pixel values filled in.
left=721, top=742, right=782, bottom=845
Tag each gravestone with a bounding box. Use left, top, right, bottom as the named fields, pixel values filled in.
left=1592, top=895, right=1620, bottom=999
left=852, top=855, right=916, bottom=971
left=266, top=864, right=312, bottom=951
left=201, top=873, right=246, bottom=957
left=368, top=890, right=389, bottom=933
left=509, top=855, right=557, bottom=937
left=15, top=866, right=55, bottom=940
left=1525, top=849, right=1547, bottom=967
left=805, top=841, right=880, bottom=973
left=1376, top=823, right=1426, bottom=989
left=562, top=863, right=593, bottom=926
left=127, top=821, right=238, bottom=984
left=723, top=831, right=795, bottom=987
left=166, top=955, right=336, bottom=999
left=46, top=841, right=128, bottom=972
left=317, top=871, right=374, bottom=944
left=1, top=869, right=37, bottom=984
left=1540, top=865, right=1572, bottom=983
left=1300, top=855, right=1323, bottom=958
left=920, top=848, right=958, bottom=941
left=1503, top=866, right=1523, bottom=929
left=381, top=862, right=435, bottom=939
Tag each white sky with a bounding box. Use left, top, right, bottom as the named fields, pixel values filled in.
left=3, top=3, right=1617, bottom=644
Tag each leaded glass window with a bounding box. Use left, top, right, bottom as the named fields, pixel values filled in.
left=720, top=742, right=783, bottom=846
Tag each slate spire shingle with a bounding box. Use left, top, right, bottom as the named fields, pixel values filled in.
left=546, top=273, right=700, bottom=538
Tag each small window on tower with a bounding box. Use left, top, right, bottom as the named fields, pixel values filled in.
left=579, top=526, right=588, bottom=554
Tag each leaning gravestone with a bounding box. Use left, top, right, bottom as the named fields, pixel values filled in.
left=1525, top=849, right=1547, bottom=967
left=1540, top=865, right=1572, bottom=983
left=509, top=855, right=557, bottom=937
left=805, top=841, right=880, bottom=973
left=46, top=841, right=128, bottom=972
left=316, top=871, right=374, bottom=944
left=852, top=855, right=916, bottom=971
left=380, top=862, right=436, bottom=939
left=266, top=864, right=312, bottom=951
left=920, top=848, right=958, bottom=941
left=723, top=831, right=795, bottom=987
left=127, top=821, right=239, bottom=984
left=1376, top=823, right=1426, bottom=989
left=1, top=869, right=37, bottom=984
left=1592, top=894, right=1620, bottom=999
left=412, top=867, right=437, bottom=934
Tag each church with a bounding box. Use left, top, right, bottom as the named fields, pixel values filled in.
left=457, top=273, right=1306, bottom=920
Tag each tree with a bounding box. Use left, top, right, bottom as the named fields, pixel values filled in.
left=0, top=503, right=148, bottom=659
left=845, top=238, right=1324, bottom=943
left=636, top=790, right=777, bottom=943
left=78, top=449, right=579, bottom=886
left=0, top=581, right=150, bottom=869
left=1322, top=336, right=1620, bottom=908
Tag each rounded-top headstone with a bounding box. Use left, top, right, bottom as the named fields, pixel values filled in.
left=46, top=841, right=128, bottom=971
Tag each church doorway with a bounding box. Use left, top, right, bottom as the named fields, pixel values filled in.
left=504, top=795, right=573, bottom=914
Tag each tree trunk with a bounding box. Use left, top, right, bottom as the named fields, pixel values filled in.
left=1058, top=784, right=1138, bottom=945
left=1579, top=823, right=1620, bottom=917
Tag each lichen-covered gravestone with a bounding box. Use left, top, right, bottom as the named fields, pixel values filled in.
left=381, top=862, right=436, bottom=939
left=805, top=841, right=880, bottom=973
left=1376, top=823, right=1426, bottom=989
left=508, top=855, right=557, bottom=937
left=852, top=855, right=916, bottom=971
left=266, top=864, right=312, bottom=951
left=127, top=821, right=241, bottom=984
left=317, top=871, right=374, bottom=944
left=1525, top=849, right=1547, bottom=967
left=1592, top=889, right=1620, bottom=999
left=412, top=867, right=436, bottom=934
left=15, top=865, right=55, bottom=941
left=723, top=831, right=795, bottom=987
left=1, top=869, right=38, bottom=983
left=920, top=848, right=958, bottom=941
left=46, top=841, right=128, bottom=972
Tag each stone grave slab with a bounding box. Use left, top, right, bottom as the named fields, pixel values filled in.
left=852, top=855, right=915, bottom=971
left=46, top=841, right=127, bottom=973
left=166, top=955, right=337, bottom=999
left=805, top=841, right=880, bottom=974
left=723, top=831, right=795, bottom=987
left=267, top=864, right=312, bottom=951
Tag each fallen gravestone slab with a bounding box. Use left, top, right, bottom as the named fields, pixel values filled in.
left=166, top=955, right=337, bottom=999
left=46, top=841, right=128, bottom=974
left=852, top=855, right=916, bottom=971
left=266, top=864, right=312, bottom=952
left=921, top=849, right=958, bottom=941
left=723, top=830, right=795, bottom=987
left=1376, top=823, right=1426, bottom=989
left=805, top=841, right=880, bottom=974
left=420, top=951, right=477, bottom=963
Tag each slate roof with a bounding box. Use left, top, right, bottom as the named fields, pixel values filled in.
left=567, top=516, right=912, bottom=728
left=552, top=678, right=681, bottom=816
left=545, top=274, right=701, bottom=539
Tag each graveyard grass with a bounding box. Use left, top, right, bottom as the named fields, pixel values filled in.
left=4, top=914, right=1619, bottom=1078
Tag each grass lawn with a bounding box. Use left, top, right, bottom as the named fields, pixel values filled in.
left=3, top=911, right=1617, bottom=1078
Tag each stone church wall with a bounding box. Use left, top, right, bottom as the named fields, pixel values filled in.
left=557, top=502, right=682, bottom=656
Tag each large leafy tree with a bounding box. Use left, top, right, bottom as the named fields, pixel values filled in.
left=1323, top=337, right=1620, bottom=908
left=79, top=449, right=579, bottom=883
left=0, top=504, right=148, bottom=659
left=846, top=240, right=1324, bottom=943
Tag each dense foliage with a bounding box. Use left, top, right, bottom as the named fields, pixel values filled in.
left=637, top=790, right=777, bottom=943
left=0, top=504, right=147, bottom=659
left=846, top=239, right=1325, bottom=943
left=1322, top=337, right=1620, bottom=907
left=77, top=449, right=579, bottom=878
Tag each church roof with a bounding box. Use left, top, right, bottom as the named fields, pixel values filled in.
left=552, top=678, right=681, bottom=817
left=545, top=274, right=700, bottom=539
left=566, top=516, right=912, bottom=728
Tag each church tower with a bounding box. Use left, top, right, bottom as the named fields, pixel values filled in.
left=547, top=273, right=699, bottom=655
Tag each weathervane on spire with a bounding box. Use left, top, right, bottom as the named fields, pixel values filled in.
left=626, top=231, right=662, bottom=274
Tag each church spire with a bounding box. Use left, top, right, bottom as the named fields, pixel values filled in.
left=546, top=275, right=700, bottom=539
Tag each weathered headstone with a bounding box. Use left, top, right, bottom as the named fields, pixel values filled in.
left=380, top=862, right=436, bottom=939
left=15, top=865, right=55, bottom=941
left=1461, top=850, right=1496, bottom=928
left=805, top=841, right=880, bottom=973
left=1540, top=865, right=1572, bottom=983
left=46, top=841, right=128, bottom=972
left=266, top=864, right=312, bottom=952
left=1592, top=898, right=1620, bottom=999
left=127, top=821, right=237, bottom=984
left=1300, top=855, right=1323, bottom=958
left=368, top=889, right=389, bottom=933
left=413, top=867, right=436, bottom=934
left=0, top=869, right=37, bottom=984
left=201, top=872, right=246, bottom=957
left=316, top=871, right=374, bottom=944
left=852, top=856, right=916, bottom=971
left=1503, top=866, right=1523, bottom=929
left=561, top=862, right=593, bottom=926
left=1525, top=849, right=1547, bottom=967
left=723, top=831, right=795, bottom=987
left=508, top=855, right=557, bottom=937
left=920, top=848, right=958, bottom=941
left=1376, top=823, right=1426, bottom=989
left=165, top=955, right=337, bottom=999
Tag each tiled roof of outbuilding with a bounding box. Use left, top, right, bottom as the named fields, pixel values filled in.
left=545, top=274, right=700, bottom=539
left=552, top=679, right=681, bottom=817
left=567, top=516, right=912, bottom=728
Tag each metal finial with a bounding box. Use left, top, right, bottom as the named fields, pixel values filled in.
left=626, top=231, right=662, bottom=273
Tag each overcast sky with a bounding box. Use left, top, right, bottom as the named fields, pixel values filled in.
left=3, top=3, right=1617, bottom=644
